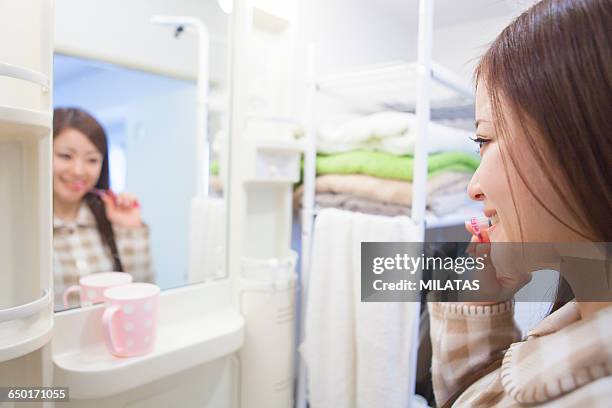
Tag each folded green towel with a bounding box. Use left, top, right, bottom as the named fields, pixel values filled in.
left=210, top=160, right=219, bottom=176
left=315, top=151, right=479, bottom=181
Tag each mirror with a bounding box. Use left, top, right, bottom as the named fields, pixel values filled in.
left=52, top=0, right=230, bottom=312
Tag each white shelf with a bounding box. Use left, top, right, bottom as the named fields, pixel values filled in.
left=244, top=178, right=298, bottom=185
left=0, top=289, right=52, bottom=323
left=0, top=290, right=53, bottom=362
left=0, top=105, right=52, bottom=140
left=308, top=207, right=480, bottom=230
left=52, top=281, right=244, bottom=399
left=0, top=311, right=54, bottom=363
left=316, top=61, right=473, bottom=112
left=53, top=309, right=243, bottom=399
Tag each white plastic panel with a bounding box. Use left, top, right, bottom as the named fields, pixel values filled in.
left=0, top=106, right=51, bottom=141
left=0, top=0, right=53, bottom=365
left=239, top=258, right=296, bottom=408
left=0, top=140, right=40, bottom=309
left=0, top=0, right=50, bottom=112
left=55, top=357, right=236, bottom=408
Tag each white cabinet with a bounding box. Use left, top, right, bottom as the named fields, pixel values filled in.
left=0, top=0, right=53, bottom=363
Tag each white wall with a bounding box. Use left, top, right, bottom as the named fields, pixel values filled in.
left=54, top=0, right=229, bottom=86
left=294, top=0, right=520, bottom=78
left=295, top=0, right=415, bottom=77
left=125, top=87, right=198, bottom=290
left=54, top=57, right=193, bottom=118
left=433, top=15, right=516, bottom=85
left=53, top=54, right=195, bottom=189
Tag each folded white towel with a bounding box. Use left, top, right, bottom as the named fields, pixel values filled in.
left=301, top=208, right=420, bottom=408
left=319, top=111, right=410, bottom=144
left=318, top=111, right=475, bottom=155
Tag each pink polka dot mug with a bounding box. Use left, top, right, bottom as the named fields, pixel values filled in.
left=62, top=272, right=133, bottom=309
left=102, top=282, right=160, bottom=357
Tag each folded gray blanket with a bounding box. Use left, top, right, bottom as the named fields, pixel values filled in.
left=315, top=193, right=411, bottom=217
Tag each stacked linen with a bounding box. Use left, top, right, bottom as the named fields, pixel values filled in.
left=315, top=150, right=479, bottom=181
left=294, top=169, right=476, bottom=217
left=295, top=111, right=479, bottom=217
left=316, top=151, right=479, bottom=216
left=317, top=111, right=477, bottom=155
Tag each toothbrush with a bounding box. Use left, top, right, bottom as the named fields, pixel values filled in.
left=91, top=188, right=115, bottom=202
left=470, top=216, right=492, bottom=242
left=91, top=188, right=140, bottom=208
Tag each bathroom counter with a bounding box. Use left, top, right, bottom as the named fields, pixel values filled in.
left=52, top=281, right=244, bottom=399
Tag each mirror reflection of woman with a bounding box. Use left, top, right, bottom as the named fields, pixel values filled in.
left=52, top=107, right=153, bottom=310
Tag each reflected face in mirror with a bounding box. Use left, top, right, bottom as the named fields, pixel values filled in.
left=53, top=128, right=103, bottom=209
left=52, top=107, right=154, bottom=312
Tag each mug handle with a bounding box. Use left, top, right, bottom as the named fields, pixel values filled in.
left=102, top=305, right=123, bottom=356
left=63, top=285, right=81, bottom=308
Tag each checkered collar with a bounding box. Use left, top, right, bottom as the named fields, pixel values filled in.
left=53, top=203, right=97, bottom=229
left=501, top=301, right=612, bottom=404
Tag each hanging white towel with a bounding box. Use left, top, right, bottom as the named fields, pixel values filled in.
left=188, top=197, right=226, bottom=283
left=300, top=208, right=420, bottom=408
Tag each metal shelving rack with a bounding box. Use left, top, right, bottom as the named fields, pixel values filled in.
left=296, top=0, right=476, bottom=406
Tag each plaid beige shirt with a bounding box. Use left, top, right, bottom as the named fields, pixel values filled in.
left=429, top=301, right=612, bottom=407
left=53, top=204, right=154, bottom=310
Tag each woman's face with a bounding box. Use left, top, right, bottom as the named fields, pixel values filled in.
left=468, top=80, right=583, bottom=243
left=53, top=128, right=103, bottom=206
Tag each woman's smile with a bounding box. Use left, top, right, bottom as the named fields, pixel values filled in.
left=62, top=178, right=87, bottom=192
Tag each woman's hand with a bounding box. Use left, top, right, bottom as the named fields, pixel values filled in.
left=99, top=190, right=143, bottom=229
left=462, top=221, right=530, bottom=304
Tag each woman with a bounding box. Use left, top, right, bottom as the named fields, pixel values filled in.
left=430, top=0, right=611, bottom=406
left=53, top=107, right=153, bottom=309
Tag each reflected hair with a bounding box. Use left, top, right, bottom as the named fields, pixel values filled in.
left=53, top=107, right=124, bottom=272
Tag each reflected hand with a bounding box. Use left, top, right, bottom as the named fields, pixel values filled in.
left=99, top=190, right=143, bottom=229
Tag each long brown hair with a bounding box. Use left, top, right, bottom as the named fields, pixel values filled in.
left=53, top=107, right=124, bottom=272
left=439, top=3, right=611, bottom=406
left=475, top=0, right=611, bottom=310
